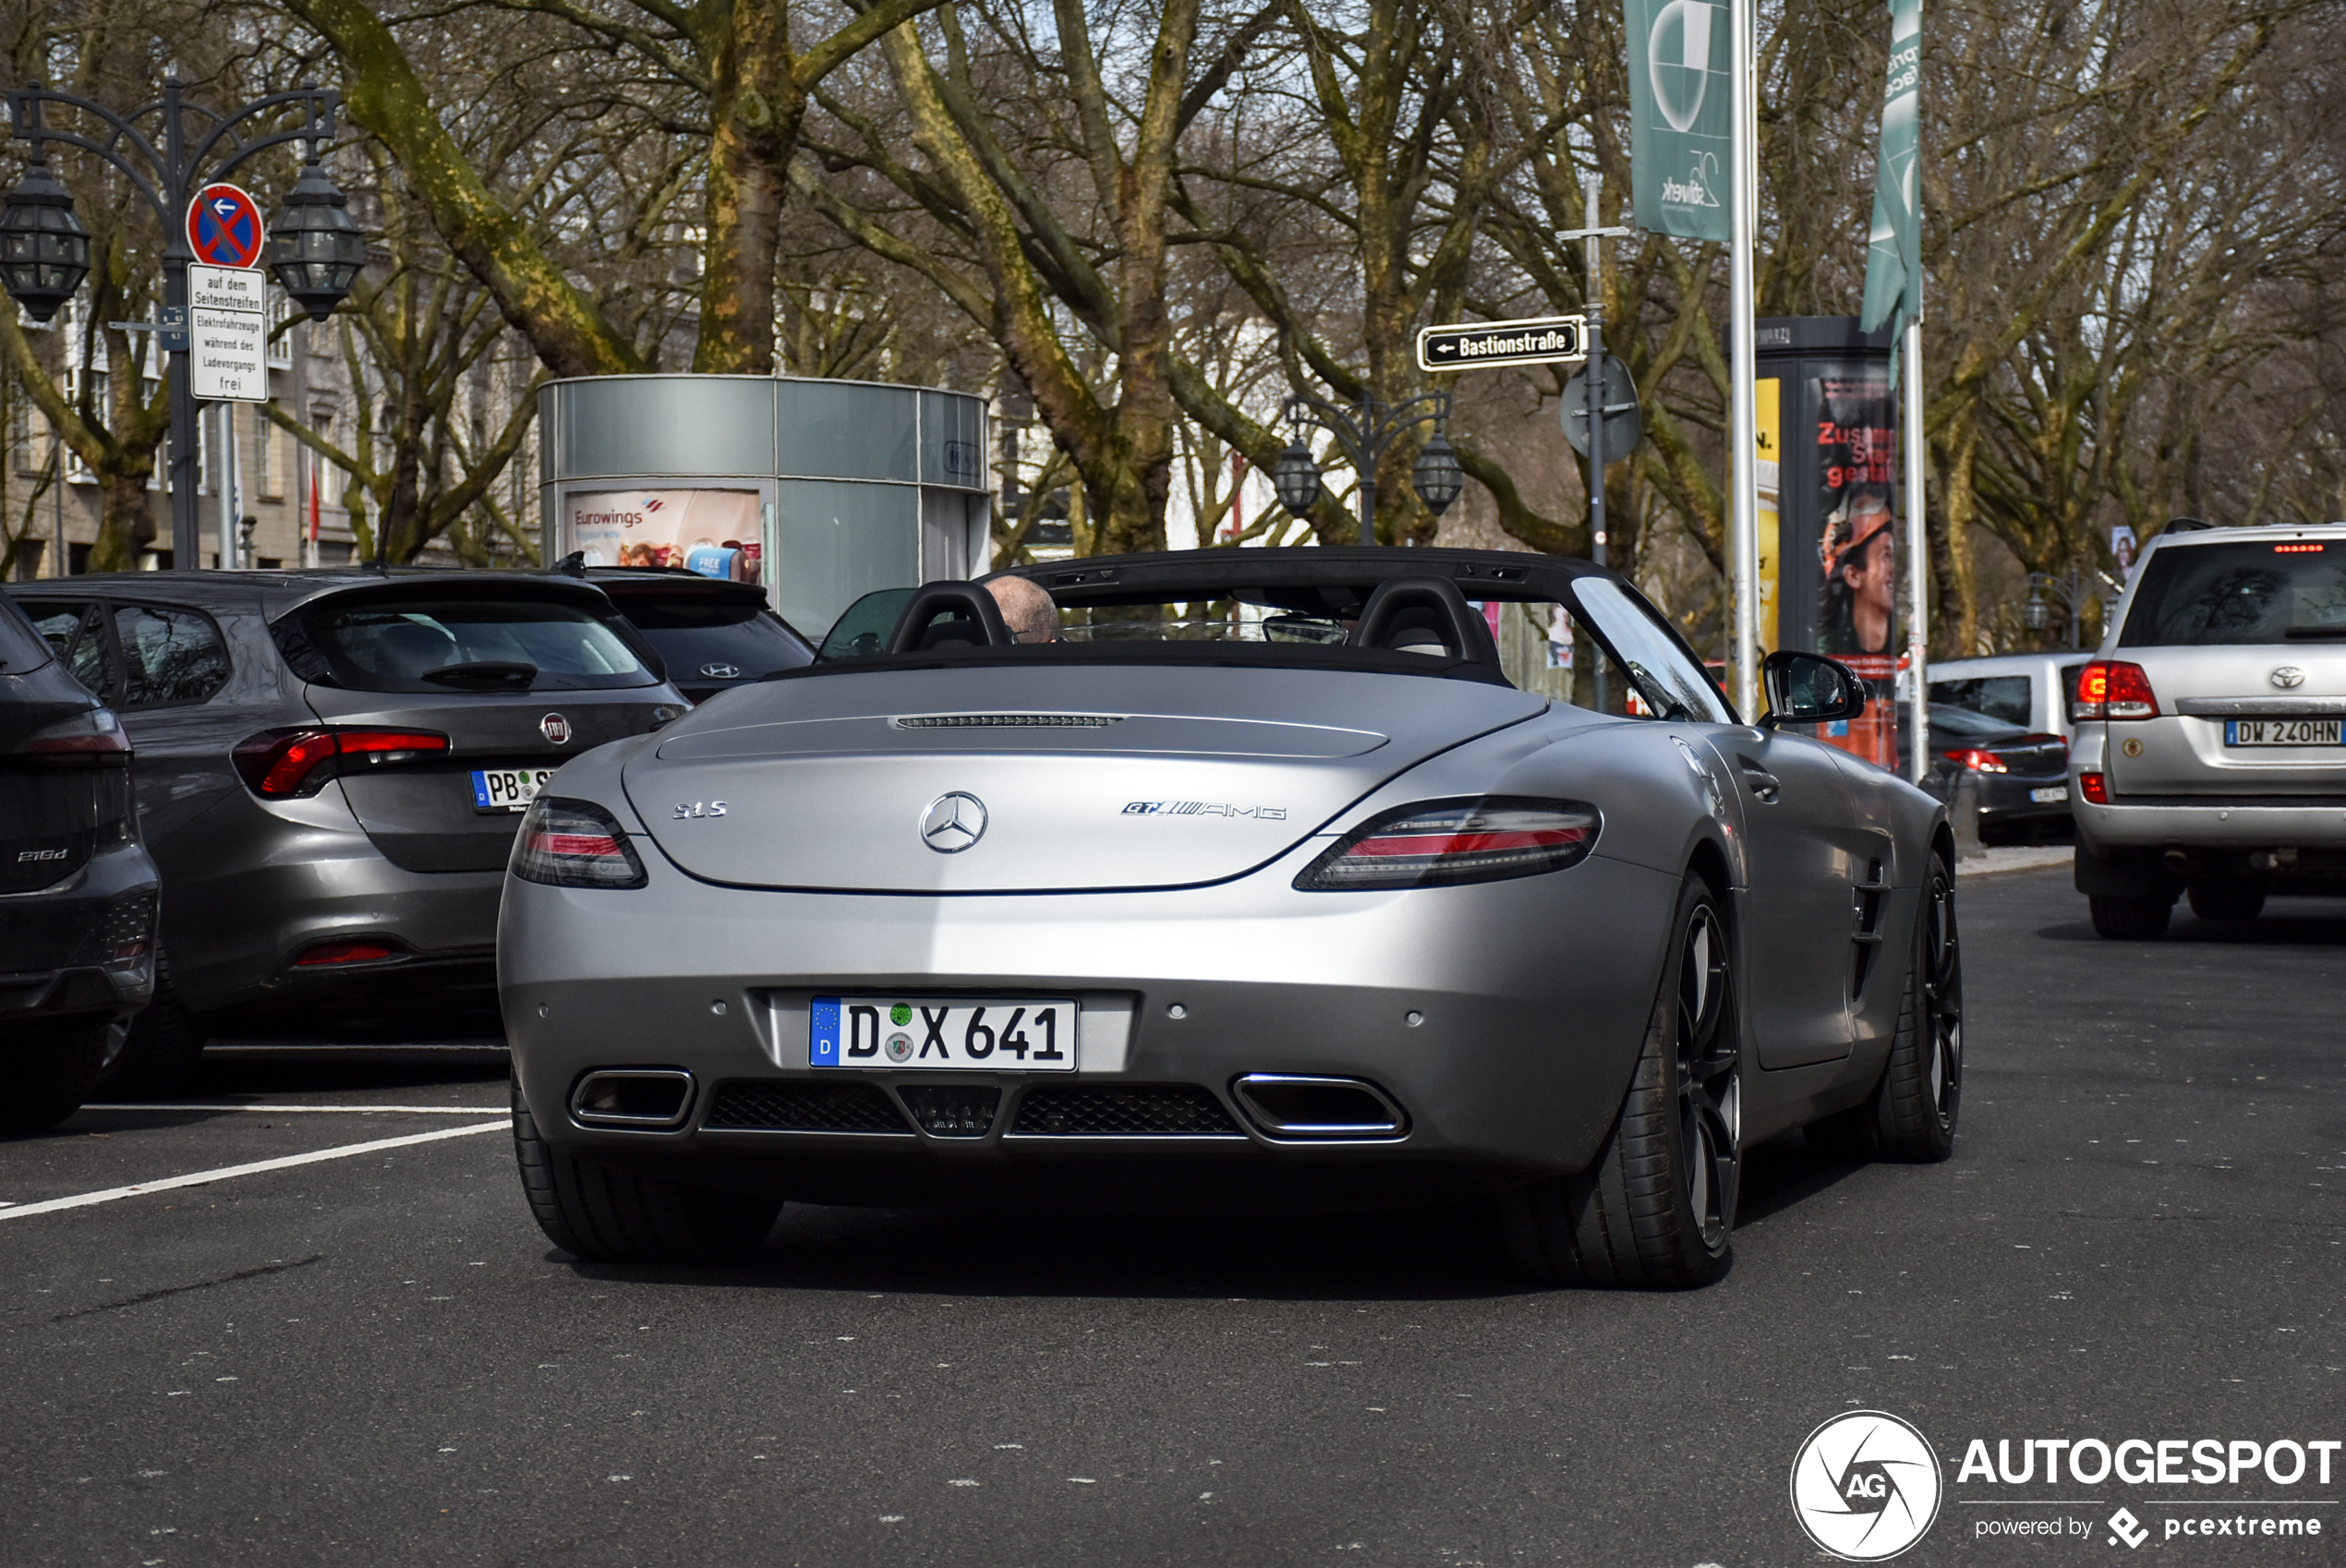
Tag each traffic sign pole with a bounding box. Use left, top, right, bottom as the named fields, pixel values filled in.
left=1584, top=176, right=1609, bottom=713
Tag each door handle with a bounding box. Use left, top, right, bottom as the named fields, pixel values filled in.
left=1737, top=759, right=1781, bottom=803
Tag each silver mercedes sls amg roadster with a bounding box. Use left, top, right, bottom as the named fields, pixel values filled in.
left=499, top=549, right=1961, bottom=1287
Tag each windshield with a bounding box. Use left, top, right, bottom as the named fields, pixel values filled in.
left=297, top=597, right=659, bottom=694
left=2119, top=539, right=2346, bottom=646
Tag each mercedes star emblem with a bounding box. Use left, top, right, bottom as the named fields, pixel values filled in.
left=920, top=791, right=987, bottom=853
left=540, top=712, right=572, bottom=745
left=2270, top=666, right=2306, bottom=690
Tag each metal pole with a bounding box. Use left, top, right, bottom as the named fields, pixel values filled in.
left=1583, top=173, right=1611, bottom=716
left=1903, top=316, right=1928, bottom=783
left=161, top=80, right=200, bottom=569
left=1727, top=0, right=1761, bottom=723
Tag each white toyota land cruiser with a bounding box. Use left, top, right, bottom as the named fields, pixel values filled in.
left=2070, top=520, right=2346, bottom=937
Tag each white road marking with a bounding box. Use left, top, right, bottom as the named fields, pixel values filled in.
left=86, top=1104, right=506, bottom=1115
left=0, top=1121, right=506, bottom=1222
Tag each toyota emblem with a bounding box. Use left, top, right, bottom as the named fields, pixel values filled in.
left=920, top=792, right=987, bottom=853
left=540, top=712, right=573, bottom=745
left=2270, top=666, right=2306, bottom=690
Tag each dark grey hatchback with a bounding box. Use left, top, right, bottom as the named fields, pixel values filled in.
left=8, top=571, right=685, bottom=1087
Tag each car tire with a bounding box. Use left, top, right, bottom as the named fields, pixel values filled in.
left=0, top=1019, right=120, bottom=1135
left=1498, top=873, right=1739, bottom=1290
left=2088, top=892, right=2172, bottom=939
left=97, top=950, right=205, bottom=1096
left=1810, top=855, right=1963, bottom=1164
left=510, top=1081, right=780, bottom=1264
left=2187, top=882, right=2264, bottom=923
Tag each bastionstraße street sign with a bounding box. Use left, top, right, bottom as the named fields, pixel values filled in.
left=1416, top=315, right=1587, bottom=374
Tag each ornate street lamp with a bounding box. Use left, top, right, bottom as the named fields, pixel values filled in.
left=1274, top=388, right=1457, bottom=545
left=269, top=154, right=367, bottom=320
left=1, top=78, right=357, bottom=569
left=1271, top=436, right=1323, bottom=516
left=1411, top=431, right=1464, bottom=516
left=0, top=152, right=91, bottom=322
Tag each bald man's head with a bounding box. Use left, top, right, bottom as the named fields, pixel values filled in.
left=986, top=575, right=1061, bottom=642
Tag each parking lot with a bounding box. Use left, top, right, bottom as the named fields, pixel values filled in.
left=4, top=865, right=2340, bottom=1566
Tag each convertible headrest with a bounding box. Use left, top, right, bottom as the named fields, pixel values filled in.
left=888, top=581, right=1013, bottom=654
left=1351, top=576, right=1502, bottom=669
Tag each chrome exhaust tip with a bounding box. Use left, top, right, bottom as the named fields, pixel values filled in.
left=570, top=1068, right=695, bottom=1130
left=1230, top=1074, right=1408, bottom=1140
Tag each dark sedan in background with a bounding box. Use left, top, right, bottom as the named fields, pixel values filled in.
left=580, top=567, right=813, bottom=705
left=9, top=571, right=686, bottom=1089
left=1900, top=701, right=2070, bottom=841
left=0, top=592, right=158, bottom=1130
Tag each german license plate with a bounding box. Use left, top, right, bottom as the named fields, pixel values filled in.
left=471, top=767, right=555, bottom=813
left=2029, top=785, right=2069, bottom=803
left=2224, top=718, right=2342, bottom=747
left=810, top=997, right=1077, bottom=1070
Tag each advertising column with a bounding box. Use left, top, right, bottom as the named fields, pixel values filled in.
left=1812, top=373, right=1899, bottom=767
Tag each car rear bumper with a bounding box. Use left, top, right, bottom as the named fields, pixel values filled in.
left=0, top=838, right=158, bottom=1035
left=161, top=790, right=504, bottom=1034
left=498, top=852, right=1681, bottom=1188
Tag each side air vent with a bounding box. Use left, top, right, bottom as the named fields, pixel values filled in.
left=1010, top=1084, right=1243, bottom=1137
left=704, top=1080, right=913, bottom=1134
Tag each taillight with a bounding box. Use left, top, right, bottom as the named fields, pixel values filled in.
left=2079, top=772, right=2109, bottom=804
left=234, top=728, right=450, bottom=798
left=18, top=706, right=130, bottom=757
left=1294, top=797, right=1600, bottom=891
left=295, top=940, right=396, bottom=966
left=1941, top=748, right=2009, bottom=774
left=2071, top=660, right=2159, bottom=721
left=512, top=797, right=647, bottom=888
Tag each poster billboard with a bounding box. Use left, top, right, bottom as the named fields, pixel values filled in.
left=1811, top=375, right=1898, bottom=766
left=566, top=488, right=763, bottom=584
left=1756, top=377, right=1782, bottom=652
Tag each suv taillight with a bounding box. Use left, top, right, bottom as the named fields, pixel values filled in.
left=18, top=706, right=130, bottom=759
left=234, top=728, right=450, bottom=798
left=2071, top=660, right=2159, bottom=721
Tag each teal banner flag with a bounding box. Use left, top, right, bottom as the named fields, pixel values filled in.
left=1859, top=0, right=1922, bottom=348
left=1624, top=0, right=1735, bottom=242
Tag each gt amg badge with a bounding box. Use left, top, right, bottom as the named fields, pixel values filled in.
left=540, top=712, right=573, bottom=745
left=2270, top=666, right=2306, bottom=689
left=921, top=792, right=987, bottom=853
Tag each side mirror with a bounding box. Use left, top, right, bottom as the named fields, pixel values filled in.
left=1760, top=649, right=1867, bottom=729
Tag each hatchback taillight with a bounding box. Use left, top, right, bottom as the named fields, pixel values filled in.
left=2071, top=660, right=2159, bottom=721
left=512, top=797, right=647, bottom=888
left=234, top=728, right=450, bottom=798
left=1941, top=748, right=2009, bottom=774
left=1294, top=797, right=1600, bottom=890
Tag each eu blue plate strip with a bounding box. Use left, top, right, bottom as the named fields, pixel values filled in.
left=810, top=996, right=840, bottom=1067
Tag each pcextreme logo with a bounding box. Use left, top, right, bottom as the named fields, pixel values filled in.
left=1791, top=1410, right=1944, bottom=1561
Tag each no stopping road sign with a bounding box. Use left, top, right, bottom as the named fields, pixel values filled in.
left=187, top=183, right=265, bottom=270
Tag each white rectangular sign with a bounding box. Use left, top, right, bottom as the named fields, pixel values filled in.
left=189, top=307, right=268, bottom=401
left=187, top=263, right=268, bottom=314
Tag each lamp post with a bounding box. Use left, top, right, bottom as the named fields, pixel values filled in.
left=1271, top=389, right=1461, bottom=546
left=2023, top=570, right=2107, bottom=650
left=1, top=78, right=365, bottom=571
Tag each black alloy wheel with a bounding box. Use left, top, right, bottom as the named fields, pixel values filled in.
left=1499, top=873, right=1740, bottom=1288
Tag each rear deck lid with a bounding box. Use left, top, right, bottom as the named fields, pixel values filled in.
left=278, top=582, right=682, bottom=872
left=624, top=664, right=1544, bottom=891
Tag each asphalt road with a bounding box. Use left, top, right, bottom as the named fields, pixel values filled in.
left=4, top=867, right=2340, bottom=1567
